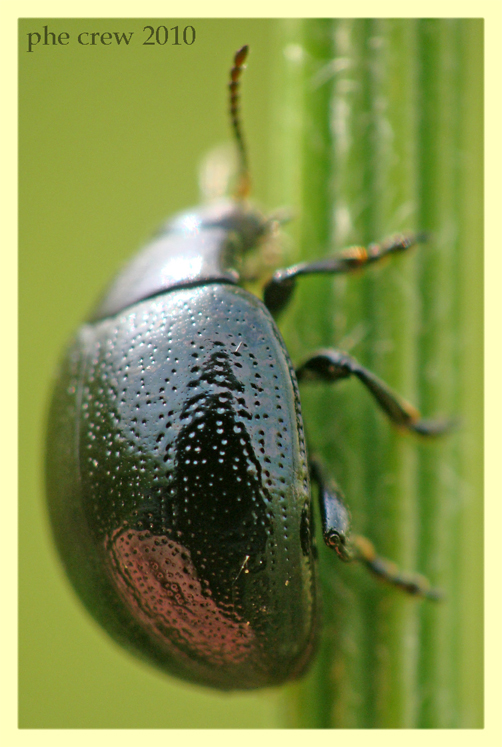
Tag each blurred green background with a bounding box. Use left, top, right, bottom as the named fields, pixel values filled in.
left=19, top=17, right=284, bottom=729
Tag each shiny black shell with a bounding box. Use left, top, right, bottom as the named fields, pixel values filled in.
left=46, top=201, right=318, bottom=690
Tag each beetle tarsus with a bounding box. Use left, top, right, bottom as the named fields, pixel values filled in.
left=353, top=535, right=444, bottom=601
left=409, top=417, right=457, bottom=437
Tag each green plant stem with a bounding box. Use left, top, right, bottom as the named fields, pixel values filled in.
left=270, top=18, right=483, bottom=729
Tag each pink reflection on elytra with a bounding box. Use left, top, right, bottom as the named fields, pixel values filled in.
left=105, top=526, right=256, bottom=668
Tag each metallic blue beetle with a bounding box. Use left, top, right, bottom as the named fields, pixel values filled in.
left=46, top=47, right=447, bottom=691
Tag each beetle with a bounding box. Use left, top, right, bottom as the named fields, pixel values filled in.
left=46, top=46, right=449, bottom=691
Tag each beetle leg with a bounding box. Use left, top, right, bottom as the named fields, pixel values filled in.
left=263, top=232, right=427, bottom=315
left=309, top=456, right=443, bottom=600
left=309, top=456, right=353, bottom=562
left=352, top=535, right=444, bottom=600
left=297, top=349, right=451, bottom=436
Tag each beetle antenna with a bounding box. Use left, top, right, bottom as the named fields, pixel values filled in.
left=229, top=45, right=251, bottom=199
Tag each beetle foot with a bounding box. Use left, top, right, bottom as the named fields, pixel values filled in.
left=352, top=535, right=444, bottom=601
